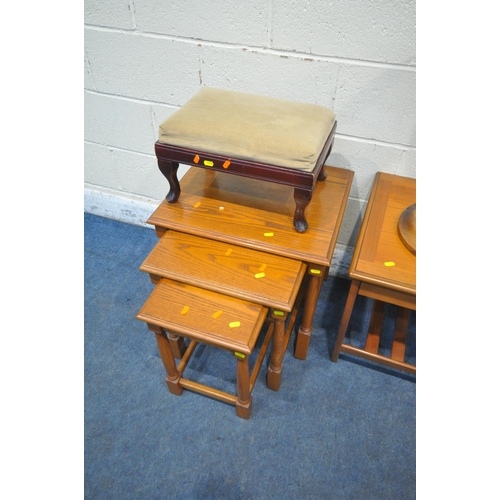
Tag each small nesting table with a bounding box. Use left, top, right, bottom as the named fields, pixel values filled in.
left=155, top=87, right=337, bottom=233
left=137, top=278, right=269, bottom=419
left=331, top=172, right=416, bottom=374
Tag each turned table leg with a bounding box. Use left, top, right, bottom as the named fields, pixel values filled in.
left=157, top=159, right=181, bottom=203
left=267, top=310, right=287, bottom=391
left=167, top=333, right=186, bottom=359
left=147, top=324, right=183, bottom=395
left=293, top=188, right=312, bottom=233
left=294, top=266, right=325, bottom=360
left=235, top=356, right=252, bottom=419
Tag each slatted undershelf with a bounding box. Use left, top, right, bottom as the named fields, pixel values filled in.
left=340, top=300, right=415, bottom=375
left=337, top=281, right=416, bottom=375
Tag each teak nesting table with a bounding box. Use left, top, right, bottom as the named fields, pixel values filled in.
left=137, top=230, right=306, bottom=418
left=148, top=165, right=353, bottom=356
left=331, top=172, right=416, bottom=374
left=137, top=164, right=353, bottom=417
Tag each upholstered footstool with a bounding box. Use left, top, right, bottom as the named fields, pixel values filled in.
left=155, top=88, right=337, bottom=233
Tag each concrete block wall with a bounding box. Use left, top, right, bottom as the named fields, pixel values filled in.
left=84, top=0, right=415, bottom=275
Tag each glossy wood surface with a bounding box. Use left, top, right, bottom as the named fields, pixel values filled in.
left=148, top=165, right=354, bottom=267
left=349, top=172, right=416, bottom=294
left=140, top=230, right=306, bottom=312
left=136, top=278, right=267, bottom=355
left=397, top=204, right=416, bottom=255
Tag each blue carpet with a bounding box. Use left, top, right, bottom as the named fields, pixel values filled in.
left=84, top=213, right=416, bottom=499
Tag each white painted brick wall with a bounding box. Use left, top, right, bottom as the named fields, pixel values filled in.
left=272, top=0, right=416, bottom=65
left=200, top=47, right=340, bottom=107
left=84, top=0, right=133, bottom=29
left=84, top=0, right=416, bottom=274
left=134, top=0, right=271, bottom=46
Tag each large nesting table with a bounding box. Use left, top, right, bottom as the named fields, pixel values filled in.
left=147, top=164, right=353, bottom=362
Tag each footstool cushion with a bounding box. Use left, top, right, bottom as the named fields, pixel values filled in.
left=158, top=87, right=336, bottom=172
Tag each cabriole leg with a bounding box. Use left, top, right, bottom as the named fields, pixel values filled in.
left=293, top=188, right=312, bottom=233
left=157, top=159, right=181, bottom=203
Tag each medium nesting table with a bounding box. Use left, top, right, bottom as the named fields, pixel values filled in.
left=331, top=172, right=416, bottom=374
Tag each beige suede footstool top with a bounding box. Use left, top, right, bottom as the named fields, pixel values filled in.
left=158, top=87, right=336, bottom=172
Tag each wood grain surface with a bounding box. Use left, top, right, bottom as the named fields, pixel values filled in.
left=136, top=278, right=268, bottom=355
left=148, top=165, right=353, bottom=266
left=350, top=172, right=416, bottom=294
left=140, top=230, right=306, bottom=311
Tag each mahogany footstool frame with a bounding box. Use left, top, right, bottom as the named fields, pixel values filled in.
left=155, top=88, right=337, bottom=233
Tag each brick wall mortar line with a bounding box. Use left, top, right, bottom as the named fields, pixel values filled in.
left=128, top=1, right=137, bottom=30
left=84, top=24, right=416, bottom=72
left=84, top=89, right=181, bottom=109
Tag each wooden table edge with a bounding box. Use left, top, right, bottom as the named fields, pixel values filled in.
left=147, top=165, right=354, bottom=268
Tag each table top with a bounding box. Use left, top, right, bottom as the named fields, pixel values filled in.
left=136, top=277, right=268, bottom=355
left=148, top=165, right=353, bottom=267
left=140, top=229, right=306, bottom=312
left=349, top=172, right=416, bottom=295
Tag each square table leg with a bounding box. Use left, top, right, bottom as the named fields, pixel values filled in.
left=331, top=280, right=361, bottom=362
